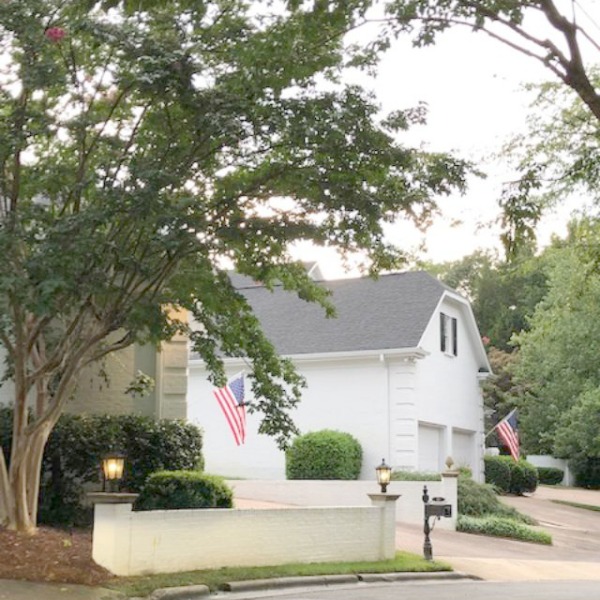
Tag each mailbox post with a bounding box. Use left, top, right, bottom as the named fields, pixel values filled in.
left=422, top=485, right=452, bottom=561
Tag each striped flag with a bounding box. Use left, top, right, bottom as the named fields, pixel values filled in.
left=495, top=408, right=519, bottom=461
left=213, top=373, right=246, bottom=445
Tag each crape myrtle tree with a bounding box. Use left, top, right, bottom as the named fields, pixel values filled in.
left=0, top=0, right=471, bottom=532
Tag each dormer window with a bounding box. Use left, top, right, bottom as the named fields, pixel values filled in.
left=440, top=312, right=457, bottom=356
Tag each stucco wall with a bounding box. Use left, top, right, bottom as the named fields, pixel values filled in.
left=92, top=496, right=398, bottom=576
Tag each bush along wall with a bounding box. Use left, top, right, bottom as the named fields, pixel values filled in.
left=537, top=467, right=564, bottom=486
left=0, top=409, right=205, bottom=527
left=484, top=455, right=539, bottom=495
left=285, top=429, right=362, bottom=480
left=135, top=471, right=233, bottom=510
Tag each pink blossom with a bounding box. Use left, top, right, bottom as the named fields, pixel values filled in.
left=482, top=336, right=490, bottom=346
left=45, top=27, right=66, bottom=43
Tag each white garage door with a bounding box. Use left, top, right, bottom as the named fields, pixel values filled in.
left=418, top=424, right=443, bottom=472
left=452, top=430, right=475, bottom=471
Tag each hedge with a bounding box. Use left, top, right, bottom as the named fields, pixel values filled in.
left=537, top=467, right=564, bottom=486
left=484, top=455, right=538, bottom=495
left=285, top=430, right=362, bottom=480
left=0, top=408, right=204, bottom=526
left=135, top=471, right=232, bottom=510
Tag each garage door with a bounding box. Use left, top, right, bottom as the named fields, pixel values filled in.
left=452, top=430, right=475, bottom=471
left=418, top=424, right=443, bottom=472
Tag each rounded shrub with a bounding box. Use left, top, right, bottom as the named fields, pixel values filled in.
left=285, top=430, right=362, bottom=480
left=484, top=455, right=512, bottom=493
left=135, top=471, right=233, bottom=510
left=537, top=467, right=564, bottom=486
left=509, top=460, right=539, bottom=495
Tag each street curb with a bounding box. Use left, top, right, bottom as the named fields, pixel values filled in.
left=357, top=571, right=478, bottom=582
left=146, top=584, right=211, bottom=599
left=220, top=574, right=359, bottom=591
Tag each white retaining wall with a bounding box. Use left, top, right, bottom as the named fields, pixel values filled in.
left=527, top=455, right=575, bottom=486
left=92, top=495, right=398, bottom=576
left=228, top=474, right=458, bottom=531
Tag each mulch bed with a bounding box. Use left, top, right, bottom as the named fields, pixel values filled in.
left=0, top=526, right=114, bottom=586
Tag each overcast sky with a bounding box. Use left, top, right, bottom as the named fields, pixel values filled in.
left=297, top=9, right=595, bottom=279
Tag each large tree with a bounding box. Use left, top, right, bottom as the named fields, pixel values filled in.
left=513, top=219, right=600, bottom=454
left=0, top=0, right=471, bottom=532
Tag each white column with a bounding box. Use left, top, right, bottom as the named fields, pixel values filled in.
left=368, top=493, right=401, bottom=558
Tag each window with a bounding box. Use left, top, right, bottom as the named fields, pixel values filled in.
left=440, top=312, right=457, bottom=356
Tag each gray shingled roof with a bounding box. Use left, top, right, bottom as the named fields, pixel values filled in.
left=233, top=271, right=450, bottom=355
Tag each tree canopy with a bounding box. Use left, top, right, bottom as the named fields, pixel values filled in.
left=513, top=219, right=600, bottom=454
left=0, top=0, right=472, bottom=531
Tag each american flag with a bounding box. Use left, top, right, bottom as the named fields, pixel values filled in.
left=213, top=373, right=246, bottom=445
left=495, top=409, right=519, bottom=461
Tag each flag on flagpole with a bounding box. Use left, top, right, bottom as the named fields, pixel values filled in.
left=495, top=408, right=519, bottom=461
left=213, top=372, right=246, bottom=446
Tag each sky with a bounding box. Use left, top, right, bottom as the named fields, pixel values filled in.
left=296, top=5, right=598, bottom=279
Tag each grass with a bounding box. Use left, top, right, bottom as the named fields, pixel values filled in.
left=457, top=515, right=552, bottom=545
left=551, top=499, right=600, bottom=512
left=106, top=552, right=451, bottom=598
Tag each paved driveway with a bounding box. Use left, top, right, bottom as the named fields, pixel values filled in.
left=396, top=485, right=600, bottom=580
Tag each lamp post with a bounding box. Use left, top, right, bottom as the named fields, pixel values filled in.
left=101, top=453, right=125, bottom=493
left=376, top=459, right=392, bottom=493
left=422, top=485, right=433, bottom=560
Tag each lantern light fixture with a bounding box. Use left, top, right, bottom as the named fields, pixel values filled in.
left=101, top=454, right=125, bottom=492
left=375, top=458, right=392, bottom=493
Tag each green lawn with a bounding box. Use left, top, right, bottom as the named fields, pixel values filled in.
left=551, top=499, right=600, bottom=512
left=107, top=552, right=451, bottom=597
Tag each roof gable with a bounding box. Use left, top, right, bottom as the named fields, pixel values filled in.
left=235, top=271, right=449, bottom=355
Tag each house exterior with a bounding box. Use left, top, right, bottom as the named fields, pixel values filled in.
left=188, top=270, right=491, bottom=482
left=0, top=310, right=188, bottom=420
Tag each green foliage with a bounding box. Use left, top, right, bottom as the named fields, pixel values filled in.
left=513, top=222, right=600, bottom=455
left=391, top=470, right=441, bottom=481
left=570, top=458, right=600, bottom=489
left=484, top=456, right=538, bottom=496
left=536, top=467, right=564, bottom=486
left=457, top=471, right=534, bottom=524
left=33, top=412, right=203, bottom=526
left=457, top=516, right=552, bottom=545
left=509, top=460, right=539, bottom=496
left=285, top=430, right=362, bottom=480
left=483, top=455, right=512, bottom=494
left=135, top=471, right=232, bottom=511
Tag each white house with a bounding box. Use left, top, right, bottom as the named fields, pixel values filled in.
left=188, top=270, right=491, bottom=482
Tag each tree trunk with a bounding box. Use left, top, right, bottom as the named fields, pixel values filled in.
left=3, top=426, right=52, bottom=533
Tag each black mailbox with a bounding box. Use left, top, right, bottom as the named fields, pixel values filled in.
left=425, top=503, right=452, bottom=518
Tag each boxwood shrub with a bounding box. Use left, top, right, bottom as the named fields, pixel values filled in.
left=484, top=455, right=538, bottom=495
left=483, top=455, right=512, bottom=493
left=135, top=471, right=232, bottom=510
left=537, top=467, right=564, bottom=486
left=285, top=430, right=362, bottom=480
